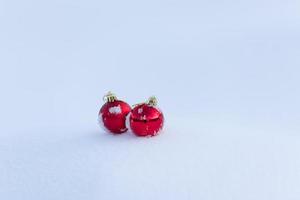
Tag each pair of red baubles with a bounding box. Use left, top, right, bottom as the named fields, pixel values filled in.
left=98, top=92, right=164, bottom=137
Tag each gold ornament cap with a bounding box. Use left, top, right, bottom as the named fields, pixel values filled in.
left=103, top=91, right=117, bottom=103
left=147, top=96, right=157, bottom=106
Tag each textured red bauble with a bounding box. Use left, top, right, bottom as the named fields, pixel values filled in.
left=129, top=97, right=164, bottom=137
left=99, top=92, right=131, bottom=134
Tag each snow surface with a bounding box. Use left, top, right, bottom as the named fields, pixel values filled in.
left=1, top=0, right=300, bottom=199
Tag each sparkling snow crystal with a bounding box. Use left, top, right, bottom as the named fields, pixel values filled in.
left=138, top=108, right=143, bottom=114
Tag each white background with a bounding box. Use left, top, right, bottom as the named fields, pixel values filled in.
left=0, top=0, right=300, bottom=199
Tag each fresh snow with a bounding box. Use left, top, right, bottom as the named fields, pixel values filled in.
left=0, top=0, right=300, bottom=200
left=108, top=105, right=122, bottom=114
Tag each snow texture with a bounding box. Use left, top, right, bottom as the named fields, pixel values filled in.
left=98, top=113, right=109, bottom=133
left=125, top=113, right=132, bottom=133
left=108, top=105, right=122, bottom=115
left=1, top=0, right=300, bottom=200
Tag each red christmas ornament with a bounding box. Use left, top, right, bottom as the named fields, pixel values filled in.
left=129, top=96, right=164, bottom=137
left=98, top=92, right=131, bottom=134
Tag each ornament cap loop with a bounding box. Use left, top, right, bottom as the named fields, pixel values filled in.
left=103, top=91, right=117, bottom=103
left=147, top=96, right=157, bottom=106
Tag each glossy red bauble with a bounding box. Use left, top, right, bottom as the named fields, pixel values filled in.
left=99, top=92, right=131, bottom=134
left=129, top=97, right=164, bottom=137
